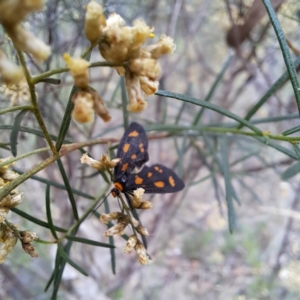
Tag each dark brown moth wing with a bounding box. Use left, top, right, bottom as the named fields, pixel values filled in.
left=125, top=164, right=185, bottom=194
left=114, top=122, right=149, bottom=178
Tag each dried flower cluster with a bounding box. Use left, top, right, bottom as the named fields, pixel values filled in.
left=0, top=80, right=31, bottom=106
left=83, top=0, right=176, bottom=115
left=64, top=54, right=111, bottom=124
left=100, top=212, right=150, bottom=265
left=80, top=153, right=120, bottom=170
left=0, top=0, right=51, bottom=63
left=81, top=154, right=152, bottom=265
left=0, top=157, right=39, bottom=262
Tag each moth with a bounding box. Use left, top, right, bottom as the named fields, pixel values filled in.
left=111, top=122, right=185, bottom=202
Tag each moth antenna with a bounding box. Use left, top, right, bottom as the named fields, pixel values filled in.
left=88, top=192, right=111, bottom=219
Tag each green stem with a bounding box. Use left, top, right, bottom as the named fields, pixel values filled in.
left=16, top=48, right=58, bottom=155
left=0, top=147, right=50, bottom=169
left=32, top=61, right=122, bottom=84
left=0, top=105, right=33, bottom=116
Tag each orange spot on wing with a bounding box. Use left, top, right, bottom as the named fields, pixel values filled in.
left=128, top=130, right=139, bottom=137
left=121, top=163, right=128, bottom=171
left=131, top=154, right=137, bottom=159
left=123, top=143, right=130, bottom=153
left=135, top=175, right=143, bottom=185
left=169, top=176, right=175, bottom=187
left=159, top=169, right=163, bottom=173
left=147, top=172, right=153, bottom=178
left=140, top=147, right=145, bottom=153
left=114, top=182, right=123, bottom=192
left=154, top=181, right=165, bottom=188
left=139, top=143, right=143, bottom=148
left=154, top=166, right=159, bottom=171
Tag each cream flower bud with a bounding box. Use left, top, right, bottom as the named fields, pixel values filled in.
left=100, top=212, right=123, bottom=224
left=0, top=232, right=17, bottom=264
left=123, top=235, right=138, bottom=254
left=143, top=35, right=176, bottom=59
left=80, top=153, right=103, bottom=169
left=104, top=218, right=128, bottom=237
left=84, top=1, right=106, bottom=43
left=105, top=13, right=125, bottom=28
left=19, top=231, right=38, bottom=244
left=139, top=76, right=159, bottom=96
left=1, top=169, right=19, bottom=181
left=64, top=53, right=90, bottom=89
left=128, top=58, right=160, bottom=80
left=125, top=70, right=147, bottom=113
left=109, top=158, right=121, bottom=168
left=7, top=24, right=51, bottom=62
left=132, top=188, right=144, bottom=208
left=22, top=242, right=38, bottom=258
left=0, top=0, right=44, bottom=26
left=136, top=225, right=149, bottom=236
left=135, top=240, right=149, bottom=265
left=139, top=201, right=153, bottom=210
left=131, top=20, right=154, bottom=51
left=1, top=190, right=23, bottom=208
left=99, top=154, right=120, bottom=168
left=0, top=49, right=24, bottom=85
left=71, top=91, right=94, bottom=123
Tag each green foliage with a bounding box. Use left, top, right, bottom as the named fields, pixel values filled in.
left=1, top=1, right=300, bottom=299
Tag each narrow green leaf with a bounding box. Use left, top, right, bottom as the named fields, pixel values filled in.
left=10, top=109, right=29, bottom=156
left=57, top=159, right=79, bottom=221
left=220, top=135, right=235, bottom=233
left=293, top=144, right=300, bottom=159
left=281, top=161, right=300, bottom=180
left=57, top=243, right=88, bottom=276
left=193, top=55, right=232, bottom=125
left=45, top=184, right=58, bottom=239
left=254, top=136, right=298, bottom=160
left=44, top=250, right=59, bottom=292
left=262, top=0, right=300, bottom=115
left=55, top=85, right=77, bottom=151
left=11, top=208, right=67, bottom=232
left=238, top=56, right=300, bottom=129
left=39, top=78, right=61, bottom=85
left=155, top=90, right=263, bottom=136
left=65, top=236, right=115, bottom=248
left=282, top=125, right=300, bottom=136
left=121, top=76, right=129, bottom=129
left=104, top=199, right=116, bottom=274
left=13, top=168, right=95, bottom=200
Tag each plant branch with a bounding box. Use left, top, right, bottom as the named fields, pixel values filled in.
left=0, top=105, right=33, bottom=116
left=16, top=48, right=58, bottom=155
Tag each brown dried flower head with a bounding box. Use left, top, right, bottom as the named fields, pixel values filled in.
left=22, top=242, right=39, bottom=258
left=134, top=240, right=149, bottom=265
left=100, top=212, right=123, bottom=224
left=123, top=235, right=138, bottom=254
left=81, top=153, right=120, bottom=171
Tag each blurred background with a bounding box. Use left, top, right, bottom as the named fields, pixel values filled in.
left=1, top=0, right=300, bottom=299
